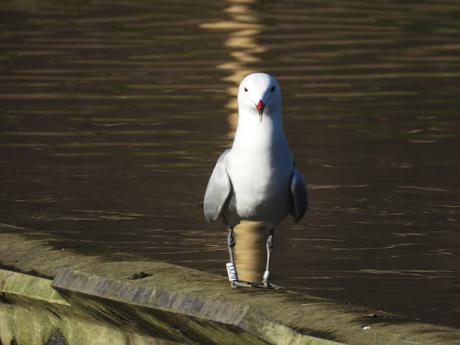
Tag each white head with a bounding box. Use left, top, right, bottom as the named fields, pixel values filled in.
left=237, top=73, right=282, bottom=122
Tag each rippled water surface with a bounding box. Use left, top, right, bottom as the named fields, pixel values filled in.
left=1, top=0, right=460, bottom=327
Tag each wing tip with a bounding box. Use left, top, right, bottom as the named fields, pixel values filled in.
left=293, top=207, right=307, bottom=223
left=203, top=205, right=217, bottom=223
left=290, top=168, right=308, bottom=224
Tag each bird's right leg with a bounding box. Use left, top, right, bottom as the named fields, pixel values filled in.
left=261, top=228, right=283, bottom=289
left=226, top=227, right=254, bottom=288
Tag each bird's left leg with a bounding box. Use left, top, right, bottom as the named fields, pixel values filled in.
left=261, top=228, right=283, bottom=289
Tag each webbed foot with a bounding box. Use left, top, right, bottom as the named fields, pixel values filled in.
left=261, top=280, right=284, bottom=289
left=230, top=280, right=259, bottom=288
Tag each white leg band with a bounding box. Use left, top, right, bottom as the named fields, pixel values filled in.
left=226, top=262, right=238, bottom=282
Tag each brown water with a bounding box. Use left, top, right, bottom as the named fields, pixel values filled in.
left=1, top=0, right=460, bottom=328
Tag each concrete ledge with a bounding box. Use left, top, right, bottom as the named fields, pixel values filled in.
left=51, top=268, right=340, bottom=345
left=1, top=223, right=460, bottom=345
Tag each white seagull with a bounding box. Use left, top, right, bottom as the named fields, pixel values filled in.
left=203, top=73, right=308, bottom=288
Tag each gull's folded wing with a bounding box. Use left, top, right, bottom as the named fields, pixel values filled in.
left=289, top=166, right=308, bottom=222
left=203, top=149, right=232, bottom=223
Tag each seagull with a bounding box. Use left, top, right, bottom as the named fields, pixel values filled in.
left=203, top=73, right=308, bottom=288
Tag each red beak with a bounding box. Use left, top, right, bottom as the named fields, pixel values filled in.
left=256, top=100, right=265, bottom=113
left=256, top=100, right=265, bottom=121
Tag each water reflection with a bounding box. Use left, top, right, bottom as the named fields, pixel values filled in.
left=1, top=0, right=460, bottom=328
left=202, top=0, right=268, bottom=283
left=201, top=0, right=266, bottom=132
left=233, top=221, right=267, bottom=283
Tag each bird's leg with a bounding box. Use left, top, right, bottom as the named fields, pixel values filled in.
left=261, top=229, right=283, bottom=289
left=226, top=227, right=255, bottom=288
left=262, top=228, right=274, bottom=286
left=226, top=227, right=237, bottom=282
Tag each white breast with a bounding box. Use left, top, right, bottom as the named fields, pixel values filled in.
left=226, top=115, right=293, bottom=225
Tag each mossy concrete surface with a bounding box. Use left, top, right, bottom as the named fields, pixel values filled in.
left=1, top=223, right=460, bottom=345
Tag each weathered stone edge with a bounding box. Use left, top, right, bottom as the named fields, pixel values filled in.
left=51, top=267, right=343, bottom=345
left=0, top=267, right=342, bottom=345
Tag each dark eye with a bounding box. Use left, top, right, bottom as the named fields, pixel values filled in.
left=271, top=86, right=276, bottom=92
left=244, top=87, right=248, bottom=92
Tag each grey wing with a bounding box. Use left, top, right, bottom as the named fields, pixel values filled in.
left=289, top=166, right=308, bottom=223
left=203, top=149, right=232, bottom=223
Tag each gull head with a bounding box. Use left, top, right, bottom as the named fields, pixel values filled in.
left=238, top=73, right=281, bottom=122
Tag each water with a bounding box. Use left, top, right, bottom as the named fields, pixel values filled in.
left=1, top=0, right=460, bottom=327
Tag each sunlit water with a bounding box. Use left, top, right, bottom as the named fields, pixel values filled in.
left=1, top=0, right=460, bottom=327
